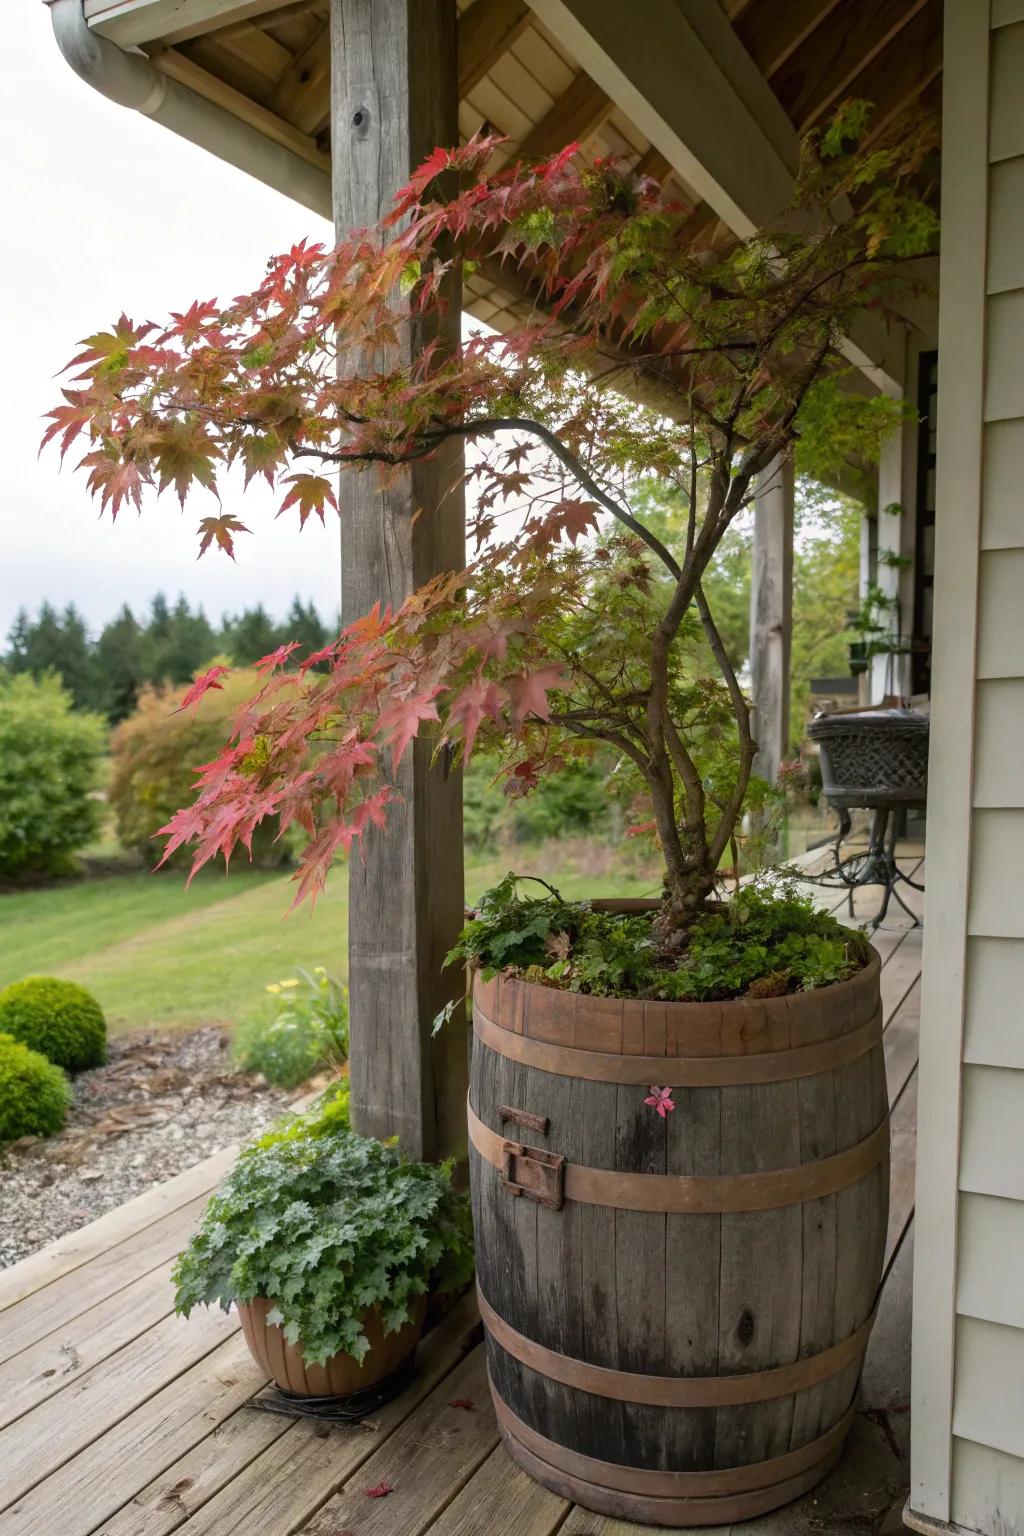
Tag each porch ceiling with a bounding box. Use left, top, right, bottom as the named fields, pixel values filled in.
left=81, top=0, right=943, bottom=344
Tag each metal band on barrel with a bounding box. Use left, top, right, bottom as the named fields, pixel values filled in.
left=472, top=1004, right=883, bottom=1086
left=468, top=1097, right=889, bottom=1214
left=478, top=1285, right=874, bottom=1407
left=490, top=1380, right=856, bottom=1498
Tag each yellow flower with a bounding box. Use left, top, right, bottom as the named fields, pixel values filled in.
left=279, top=978, right=299, bottom=989
left=265, top=983, right=282, bottom=995
left=314, top=966, right=327, bottom=976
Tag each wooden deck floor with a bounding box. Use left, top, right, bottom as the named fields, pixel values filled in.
left=0, top=852, right=923, bottom=1536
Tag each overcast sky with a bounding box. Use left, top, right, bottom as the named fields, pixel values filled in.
left=1, top=3, right=342, bottom=640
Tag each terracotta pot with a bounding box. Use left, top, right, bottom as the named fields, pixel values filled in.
left=237, top=1294, right=427, bottom=1397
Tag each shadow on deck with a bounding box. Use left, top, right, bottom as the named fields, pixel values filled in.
left=0, top=851, right=923, bottom=1536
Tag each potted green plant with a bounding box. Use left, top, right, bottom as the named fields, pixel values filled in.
left=53, top=102, right=935, bottom=1523
left=172, top=1108, right=474, bottom=1398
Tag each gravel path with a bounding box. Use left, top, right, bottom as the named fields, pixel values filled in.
left=0, top=1028, right=295, bottom=1270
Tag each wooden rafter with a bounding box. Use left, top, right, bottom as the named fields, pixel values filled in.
left=458, top=0, right=532, bottom=97
left=517, top=70, right=613, bottom=160
left=635, top=143, right=671, bottom=182
left=211, top=22, right=293, bottom=83
left=733, top=0, right=845, bottom=82
left=267, top=17, right=331, bottom=132
left=149, top=46, right=330, bottom=169
left=773, top=0, right=935, bottom=133
left=859, top=3, right=944, bottom=145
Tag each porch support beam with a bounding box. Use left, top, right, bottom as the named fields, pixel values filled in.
left=524, top=0, right=796, bottom=236
left=750, top=455, right=794, bottom=781
left=330, top=0, right=467, bottom=1162
left=523, top=0, right=905, bottom=395
left=870, top=333, right=917, bottom=703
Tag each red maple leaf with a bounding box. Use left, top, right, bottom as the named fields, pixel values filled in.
left=375, top=688, right=444, bottom=772
left=162, top=299, right=221, bottom=345
left=278, top=473, right=339, bottom=528
left=197, top=515, right=249, bottom=560
left=447, top=678, right=503, bottom=759
left=506, top=666, right=571, bottom=729
left=174, top=666, right=230, bottom=714
left=552, top=498, right=600, bottom=545
left=299, top=642, right=338, bottom=673
left=364, top=1481, right=394, bottom=1499
left=39, top=400, right=95, bottom=460
left=254, top=641, right=302, bottom=676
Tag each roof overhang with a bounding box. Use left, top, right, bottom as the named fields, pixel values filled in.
left=51, top=0, right=942, bottom=396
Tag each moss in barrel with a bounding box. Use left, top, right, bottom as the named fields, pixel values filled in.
left=467, top=935, right=887, bottom=1527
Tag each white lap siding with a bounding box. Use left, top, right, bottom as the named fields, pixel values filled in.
left=910, top=3, right=1024, bottom=1533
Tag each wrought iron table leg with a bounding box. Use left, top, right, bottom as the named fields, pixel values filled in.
left=868, top=810, right=894, bottom=928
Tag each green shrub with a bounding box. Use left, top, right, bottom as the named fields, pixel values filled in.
left=108, top=670, right=292, bottom=870
left=0, top=1033, right=72, bottom=1141
left=463, top=751, right=614, bottom=851
left=173, top=1126, right=474, bottom=1365
left=0, top=673, right=106, bottom=878
left=0, top=977, right=107, bottom=1071
left=233, top=966, right=348, bottom=1088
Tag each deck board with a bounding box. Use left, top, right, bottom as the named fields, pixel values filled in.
left=0, top=855, right=924, bottom=1536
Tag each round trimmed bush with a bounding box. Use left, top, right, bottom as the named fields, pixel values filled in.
left=0, top=978, right=107, bottom=1072
left=0, top=1033, right=72, bottom=1142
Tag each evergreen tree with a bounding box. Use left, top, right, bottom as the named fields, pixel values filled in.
left=5, top=610, right=31, bottom=671
left=144, top=593, right=217, bottom=685
left=283, top=596, right=327, bottom=655
left=4, top=602, right=99, bottom=711
left=222, top=604, right=281, bottom=666
left=95, top=605, right=147, bottom=722
left=3, top=594, right=330, bottom=719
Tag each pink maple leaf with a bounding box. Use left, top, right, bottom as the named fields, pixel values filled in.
left=376, top=687, right=444, bottom=772
left=506, top=666, right=570, bottom=730
left=174, top=665, right=230, bottom=714
left=254, top=641, right=302, bottom=676
left=644, top=1086, right=676, bottom=1118
left=447, top=677, right=503, bottom=759
left=364, top=1481, right=393, bottom=1499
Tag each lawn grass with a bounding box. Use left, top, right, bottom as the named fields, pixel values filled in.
left=0, top=849, right=660, bottom=1036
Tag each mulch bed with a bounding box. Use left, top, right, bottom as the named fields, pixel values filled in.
left=0, top=1027, right=295, bottom=1270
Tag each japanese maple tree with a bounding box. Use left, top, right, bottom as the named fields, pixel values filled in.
left=47, top=106, right=935, bottom=926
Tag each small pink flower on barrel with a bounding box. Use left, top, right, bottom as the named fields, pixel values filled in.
left=644, top=1086, right=676, bottom=1118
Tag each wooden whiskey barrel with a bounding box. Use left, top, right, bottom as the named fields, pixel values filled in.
left=468, top=944, right=887, bottom=1527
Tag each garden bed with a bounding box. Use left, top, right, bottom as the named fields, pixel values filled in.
left=0, top=1026, right=294, bottom=1268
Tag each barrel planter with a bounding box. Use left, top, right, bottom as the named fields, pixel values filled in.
left=237, top=1295, right=427, bottom=1398
left=468, top=943, right=887, bottom=1527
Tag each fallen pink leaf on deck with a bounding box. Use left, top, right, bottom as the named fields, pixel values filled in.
left=364, top=1482, right=394, bottom=1498
left=449, top=1398, right=476, bottom=1411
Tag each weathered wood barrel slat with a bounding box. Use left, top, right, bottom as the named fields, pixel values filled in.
left=468, top=943, right=888, bottom=1527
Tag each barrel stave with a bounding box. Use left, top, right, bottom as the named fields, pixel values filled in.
left=714, top=1077, right=804, bottom=1466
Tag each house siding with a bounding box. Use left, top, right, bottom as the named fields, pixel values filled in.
left=912, top=6, right=1024, bottom=1533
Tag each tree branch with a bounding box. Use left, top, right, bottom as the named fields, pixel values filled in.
left=299, top=416, right=683, bottom=581
left=695, top=584, right=756, bottom=869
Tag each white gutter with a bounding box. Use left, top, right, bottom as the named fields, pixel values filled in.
left=47, top=0, right=332, bottom=221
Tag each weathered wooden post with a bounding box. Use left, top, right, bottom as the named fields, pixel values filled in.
left=749, top=454, right=794, bottom=781
left=330, top=0, right=467, bottom=1161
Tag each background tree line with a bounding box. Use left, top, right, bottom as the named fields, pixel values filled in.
left=3, top=593, right=334, bottom=722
